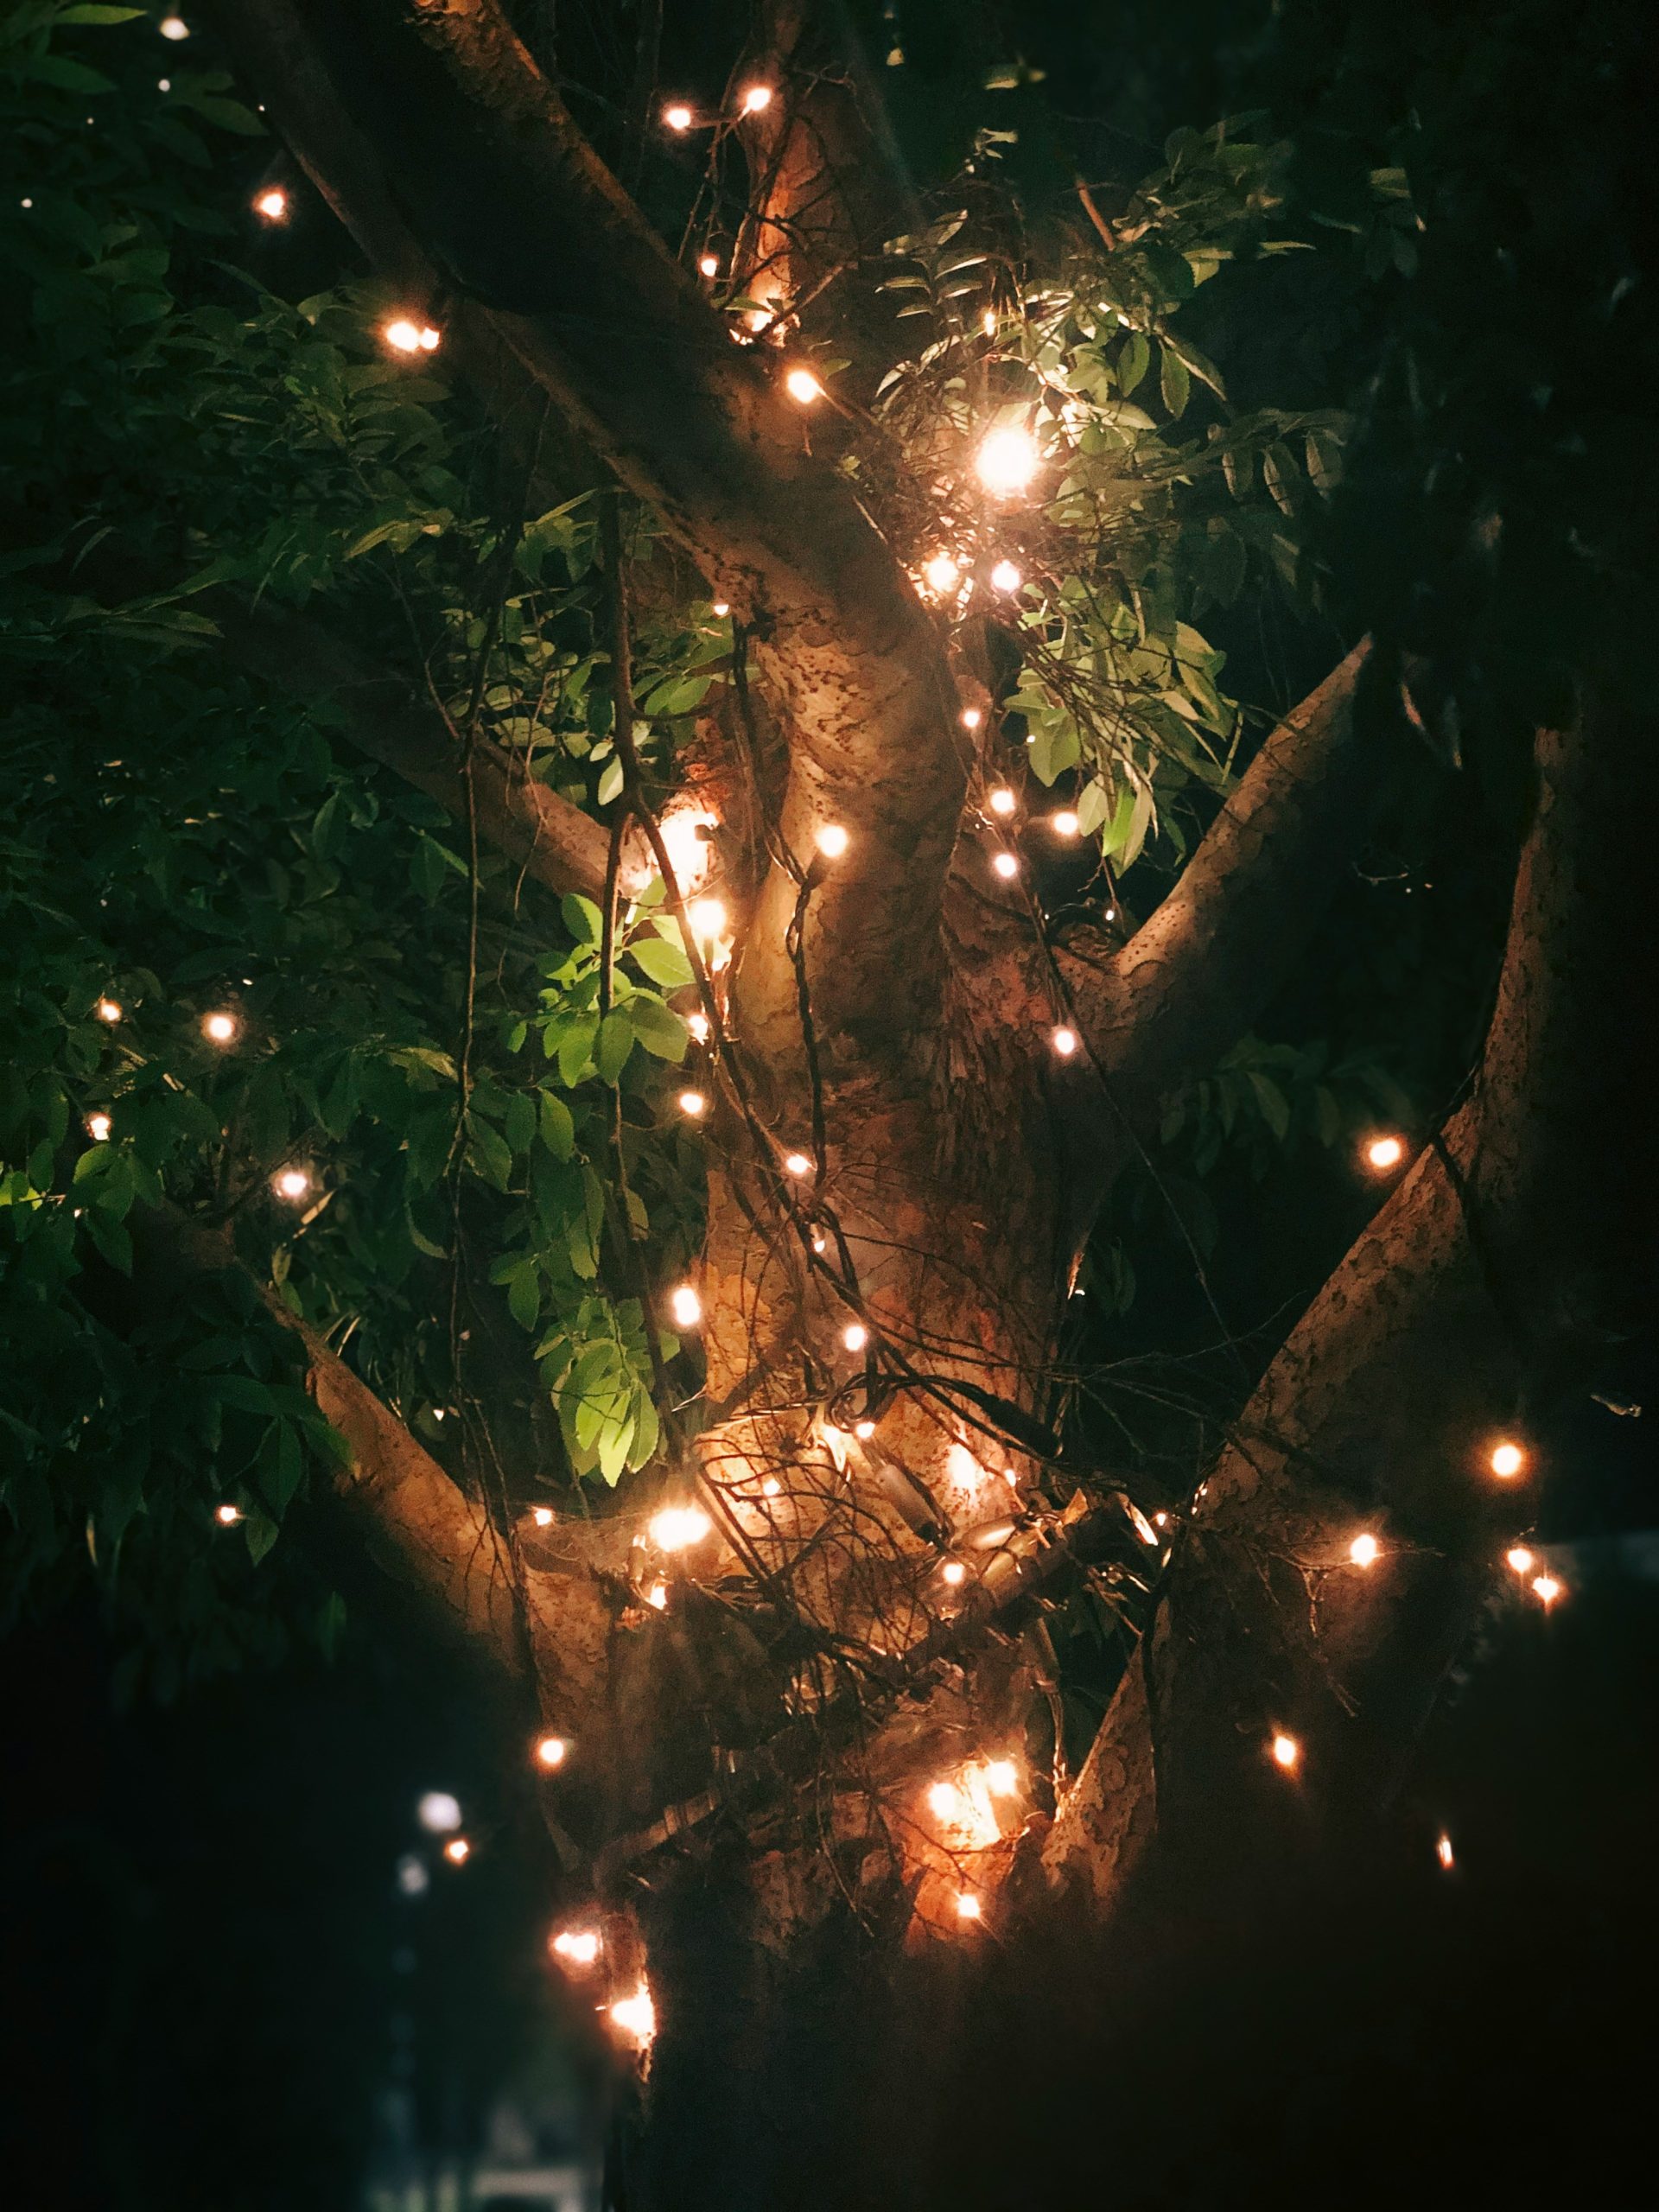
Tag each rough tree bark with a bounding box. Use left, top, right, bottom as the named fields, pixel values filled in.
left=162, top=7, right=1654, bottom=2206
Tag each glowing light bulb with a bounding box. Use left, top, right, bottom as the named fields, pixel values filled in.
left=1052, top=809, right=1080, bottom=837
left=992, top=851, right=1019, bottom=880
left=669, top=1283, right=702, bottom=1329
left=1051, top=1026, right=1078, bottom=1057
left=811, top=1234, right=827, bottom=1254
left=815, top=823, right=849, bottom=861
left=1437, top=1834, right=1455, bottom=1870
left=214, top=1503, right=241, bottom=1526
left=982, top=308, right=997, bottom=337
left=663, top=102, right=693, bottom=130
left=854, top=1420, right=874, bottom=1440
left=688, top=1012, right=710, bottom=1043
left=677, top=1089, right=707, bottom=1118
left=741, top=84, right=773, bottom=114
left=785, top=1152, right=811, bottom=1177
left=945, top=1443, right=983, bottom=1494
left=552, top=1928, right=601, bottom=1967
left=443, top=1837, right=470, bottom=1865
left=688, top=896, right=728, bottom=944
left=923, top=551, right=961, bottom=595
left=253, top=187, right=288, bottom=222
left=1531, top=1573, right=1562, bottom=1607
left=1365, top=1135, right=1406, bottom=1172
left=761, top=1476, right=781, bottom=1497
left=983, top=1759, right=1019, bottom=1796
left=383, top=318, right=423, bottom=353
left=942, top=1560, right=967, bottom=1587
left=956, top=1891, right=982, bottom=1921
left=1490, top=1440, right=1526, bottom=1479
left=274, top=1166, right=310, bottom=1202
left=648, top=1504, right=713, bottom=1552
left=418, top=325, right=440, bottom=351
left=975, top=425, right=1039, bottom=497
left=531, top=1507, right=555, bottom=1528
left=202, top=1010, right=238, bottom=1045
left=842, top=1322, right=868, bottom=1353
left=86, top=1112, right=111, bottom=1143
left=989, top=559, right=1024, bottom=594
left=1505, top=1545, right=1534, bottom=1576
left=96, top=996, right=123, bottom=1023
left=711, top=601, right=730, bottom=617
left=1349, top=1532, right=1381, bottom=1567
left=417, top=1791, right=461, bottom=1833
left=645, top=1580, right=668, bottom=1610
left=698, top=253, right=719, bottom=277
left=535, top=1734, right=569, bottom=1770
left=1271, top=1732, right=1300, bottom=1771
left=158, top=14, right=188, bottom=37
left=960, top=707, right=983, bottom=730
left=927, top=1781, right=957, bottom=1821
left=785, top=366, right=823, bottom=405
left=657, top=802, right=718, bottom=891
left=988, top=787, right=1016, bottom=817
left=609, top=1982, right=656, bottom=2045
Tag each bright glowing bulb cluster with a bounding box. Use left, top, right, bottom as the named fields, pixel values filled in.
left=975, top=424, right=1040, bottom=497
left=609, top=1982, right=657, bottom=2045
left=655, top=803, right=718, bottom=893
left=1271, top=1732, right=1300, bottom=1771
left=925, top=1760, right=1015, bottom=1851
left=1365, top=1135, right=1406, bottom=1172
left=649, top=1504, right=713, bottom=1552
left=669, top=1282, right=702, bottom=1329
left=535, top=1734, right=569, bottom=1770
left=1349, top=1532, right=1381, bottom=1567
left=254, top=188, right=287, bottom=222
left=382, top=317, right=441, bottom=355
left=1490, top=1440, right=1526, bottom=1479
left=551, top=1927, right=601, bottom=1967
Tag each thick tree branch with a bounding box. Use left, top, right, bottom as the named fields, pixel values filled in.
left=1057, top=639, right=1380, bottom=1124
left=1044, top=690, right=1655, bottom=1906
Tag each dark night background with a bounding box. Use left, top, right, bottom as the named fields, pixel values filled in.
left=4, top=0, right=1656, bottom=2203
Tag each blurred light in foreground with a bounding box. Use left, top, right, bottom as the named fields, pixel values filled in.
left=677, top=1089, right=707, bottom=1119
left=975, top=425, right=1039, bottom=497
left=396, top=1854, right=429, bottom=1897
left=1052, top=810, right=1079, bottom=837
left=941, top=1560, right=966, bottom=1587
left=669, top=1282, right=702, bottom=1329
left=159, top=14, right=189, bottom=37
left=552, top=1928, right=601, bottom=1967
left=785, top=366, right=823, bottom=404
left=649, top=1504, right=712, bottom=1552
left=923, top=551, right=960, bottom=596
left=988, top=787, right=1015, bottom=817
left=417, top=1791, right=462, bottom=1834
left=988, top=559, right=1023, bottom=594
left=960, top=707, right=983, bottom=730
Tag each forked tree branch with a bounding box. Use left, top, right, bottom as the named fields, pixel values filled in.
left=1044, top=688, right=1654, bottom=1904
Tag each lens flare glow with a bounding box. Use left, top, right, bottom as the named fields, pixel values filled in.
left=254, top=188, right=288, bottom=222
left=1349, top=1532, right=1381, bottom=1567
left=86, top=1112, right=112, bottom=1143
left=669, top=1283, right=702, bottom=1329
left=663, top=103, right=692, bottom=130
left=96, top=997, right=123, bottom=1023
left=609, top=1982, right=657, bottom=2045
left=551, top=1928, right=601, bottom=1967
left=785, top=366, right=823, bottom=405
left=1490, top=1440, right=1526, bottom=1479
left=960, top=707, right=983, bottom=730
left=202, top=1010, right=238, bottom=1045
left=677, top=1090, right=707, bottom=1119
left=922, top=551, right=961, bottom=596
left=1052, top=1027, right=1078, bottom=1057
left=274, top=1167, right=310, bottom=1202
left=1271, top=1732, right=1300, bottom=1771
left=649, top=1505, right=713, bottom=1552
left=1365, top=1135, right=1406, bottom=1172
left=1505, top=1545, right=1534, bottom=1575
left=535, top=1734, right=569, bottom=1770
left=988, top=559, right=1024, bottom=594
left=785, top=1152, right=811, bottom=1177
left=975, top=425, right=1039, bottom=497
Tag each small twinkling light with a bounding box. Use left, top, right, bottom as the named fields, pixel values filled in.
left=854, top=1420, right=874, bottom=1440
left=86, top=1112, right=112, bottom=1143
left=988, top=559, right=1024, bottom=594
left=711, top=601, right=730, bottom=618
left=274, top=1166, right=310, bottom=1202
left=761, top=1476, right=781, bottom=1497
left=923, top=551, right=961, bottom=595
left=741, top=84, right=773, bottom=113
left=942, top=1560, right=967, bottom=1586
left=1437, top=1834, right=1455, bottom=1871
left=975, top=425, right=1039, bottom=497
left=816, top=823, right=849, bottom=860
left=1505, top=1545, right=1534, bottom=1576
left=535, top=1734, right=569, bottom=1770
left=983, top=1759, right=1019, bottom=1796
left=842, top=1322, right=868, bottom=1353
left=202, top=1009, right=238, bottom=1045
left=669, top=1283, right=702, bottom=1329
left=1052, top=1026, right=1078, bottom=1057
left=97, top=997, right=123, bottom=1024
left=552, top=1927, right=601, bottom=1967
left=1349, top=1532, right=1381, bottom=1567
left=609, top=1982, right=657, bottom=2045
left=992, top=851, right=1019, bottom=880
left=960, top=707, right=983, bottom=730
left=443, top=1837, right=470, bottom=1865
left=988, top=786, right=1016, bottom=817
left=383, top=317, right=424, bottom=353
left=1490, top=1440, right=1526, bottom=1479
left=688, top=1011, right=710, bottom=1043
left=649, top=1504, right=713, bottom=1552
left=1271, top=1732, right=1300, bottom=1771
left=688, top=895, right=728, bottom=945
left=698, top=253, right=719, bottom=277
left=215, top=1503, right=241, bottom=1526
left=531, top=1507, right=555, bottom=1528
left=254, top=187, right=288, bottom=222
left=159, top=13, right=189, bottom=38
left=1531, top=1573, right=1563, bottom=1608
left=663, top=102, right=693, bottom=130
left=785, top=1151, right=811, bottom=1177
left=785, top=365, right=823, bottom=404
left=645, top=1580, right=669, bottom=1610
left=956, top=1891, right=982, bottom=1921
left=1365, top=1135, right=1406, bottom=1172
left=677, top=1089, right=708, bottom=1118
left=1052, top=809, right=1079, bottom=837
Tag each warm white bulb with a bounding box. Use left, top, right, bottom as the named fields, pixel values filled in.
left=960, top=707, right=983, bottom=730
left=698, top=253, right=719, bottom=277
left=214, top=1503, right=241, bottom=1526
left=609, top=1982, right=656, bottom=2044
left=989, top=558, right=1023, bottom=594
left=383, top=317, right=423, bottom=354
left=815, top=823, right=849, bottom=860
left=678, top=1089, right=707, bottom=1118
left=645, top=1580, right=669, bottom=1610
left=1349, top=1532, right=1381, bottom=1567
left=669, top=1283, right=702, bottom=1329
left=854, top=1420, right=874, bottom=1440
left=992, top=851, right=1019, bottom=880
left=956, top=1891, right=982, bottom=1921
left=988, top=786, right=1016, bottom=817
left=922, top=551, right=960, bottom=595
left=158, top=13, right=188, bottom=37
left=417, top=325, right=440, bottom=352
left=974, top=424, right=1039, bottom=497
left=1436, top=1834, right=1455, bottom=1870
left=688, top=1012, right=711, bottom=1044
left=687, top=896, right=728, bottom=944
left=942, top=1560, right=967, bottom=1587
left=1271, top=1732, right=1300, bottom=1771
left=842, top=1322, right=868, bottom=1353
left=96, top=997, right=123, bottom=1023
left=552, top=1928, right=601, bottom=1967
left=1490, top=1440, right=1526, bottom=1479
left=1531, top=1573, right=1563, bottom=1606
left=1365, top=1134, right=1406, bottom=1172
left=784, top=1151, right=811, bottom=1178
left=1505, top=1545, right=1534, bottom=1575
left=417, top=1790, right=461, bottom=1833
left=982, top=308, right=997, bottom=337
left=1051, top=1026, right=1078, bottom=1057
left=254, top=188, right=287, bottom=222
left=274, top=1166, right=309, bottom=1202
left=663, top=102, right=693, bottom=130
left=741, top=84, right=773, bottom=113
left=202, top=1010, right=238, bottom=1045
left=761, top=1475, right=781, bottom=1497
left=86, top=1112, right=112, bottom=1143
left=945, top=1443, right=983, bottom=1494
left=711, top=601, right=730, bottom=618
left=535, top=1734, right=569, bottom=1769
left=1052, top=809, right=1079, bottom=837
left=444, top=1837, right=471, bottom=1865
left=531, top=1506, right=555, bottom=1528
left=785, top=366, right=823, bottom=405
left=649, top=1504, right=713, bottom=1552
left=982, top=1758, right=1018, bottom=1796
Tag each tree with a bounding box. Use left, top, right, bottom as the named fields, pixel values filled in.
left=2, top=2, right=1651, bottom=2204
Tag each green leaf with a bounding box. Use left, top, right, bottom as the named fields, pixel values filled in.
left=1118, top=331, right=1150, bottom=396
left=1159, top=343, right=1191, bottom=419
left=561, top=893, right=602, bottom=944
left=626, top=995, right=687, bottom=1063
left=1247, top=1071, right=1292, bottom=1141
left=627, top=934, right=694, bottom=990
left=504, top=1090, right=537, bottom=1156
left=507, top=1264, right=541, bottom=1332
left=537, top=1090, right=575, bottom=1160
left=595, top=1009, right=634, bottom=1084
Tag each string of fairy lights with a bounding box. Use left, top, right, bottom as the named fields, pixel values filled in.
left=72, top=41, right=1577, bottom=2062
